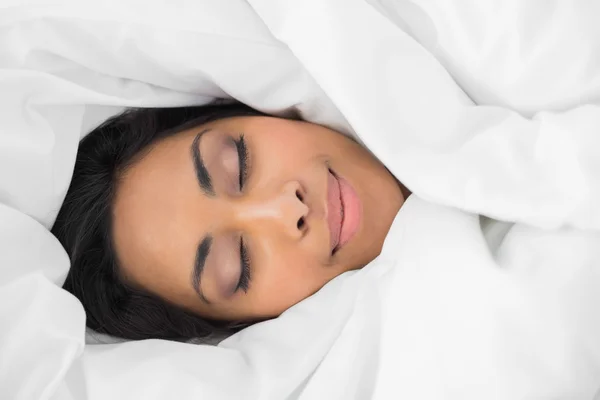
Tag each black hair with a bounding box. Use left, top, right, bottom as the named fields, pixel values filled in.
left=51, top=101, right=268, bottom=341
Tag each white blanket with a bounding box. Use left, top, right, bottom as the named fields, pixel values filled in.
left=2, top=1, right=600, bottom=399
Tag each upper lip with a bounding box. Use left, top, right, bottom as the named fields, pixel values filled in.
left=326, top=168, right=344, bottom=254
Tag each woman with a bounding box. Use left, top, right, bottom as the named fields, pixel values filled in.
left=52, top=101, right=409, bottom=341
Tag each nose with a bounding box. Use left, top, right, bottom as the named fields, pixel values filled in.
left=236, top=181, right=309, bottom=239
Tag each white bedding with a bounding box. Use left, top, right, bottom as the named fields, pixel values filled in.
left=2, top=1, right=600, bottom=399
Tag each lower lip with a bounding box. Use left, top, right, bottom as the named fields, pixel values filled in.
left=335, top=173, right=362, bottom=251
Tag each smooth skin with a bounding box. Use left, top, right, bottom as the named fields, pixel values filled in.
left=112, top=116, right=405, bottom=323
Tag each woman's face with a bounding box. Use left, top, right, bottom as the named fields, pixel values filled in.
left=112, top=116, right=404, bottom=322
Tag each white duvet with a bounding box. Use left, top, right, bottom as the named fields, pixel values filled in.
left=2, top=1, right=600, bottom=399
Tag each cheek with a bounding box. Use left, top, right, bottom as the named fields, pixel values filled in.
left=250, top=249, right=328, bottom=316
left=255, top=130, right=318, bottom=166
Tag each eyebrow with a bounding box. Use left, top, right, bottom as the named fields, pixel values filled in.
left=190, top=129, right=215, bottom=304
left=191, top=235, right=213, bottom=304
left=191, top=129, right=215, bottom=197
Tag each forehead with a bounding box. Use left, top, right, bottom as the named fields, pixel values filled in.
left=111, top=126, right=204, bottom=301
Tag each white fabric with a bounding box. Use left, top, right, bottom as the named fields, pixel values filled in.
left=1, top=0, right=600, bottom=399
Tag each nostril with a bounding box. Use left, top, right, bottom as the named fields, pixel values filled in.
left=297, top=217, right=305, bottom=230
left=296, top=190, right=303, bottom=202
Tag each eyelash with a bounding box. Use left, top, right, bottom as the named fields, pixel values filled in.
left=234, top=133, right=251, bottom=293
left=237, top=237, right=252, bottom=293
left=234, top=134, right=249, bottom=190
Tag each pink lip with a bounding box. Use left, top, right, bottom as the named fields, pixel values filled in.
left=327, top=171, right=342, bottom=252
left=326, top=169, right=362, bottom=253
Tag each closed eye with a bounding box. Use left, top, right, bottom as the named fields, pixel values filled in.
left=234, top=134, right=251, bottom=293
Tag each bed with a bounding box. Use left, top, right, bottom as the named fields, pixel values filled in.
left=2, top=1, right=600, bottom=399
